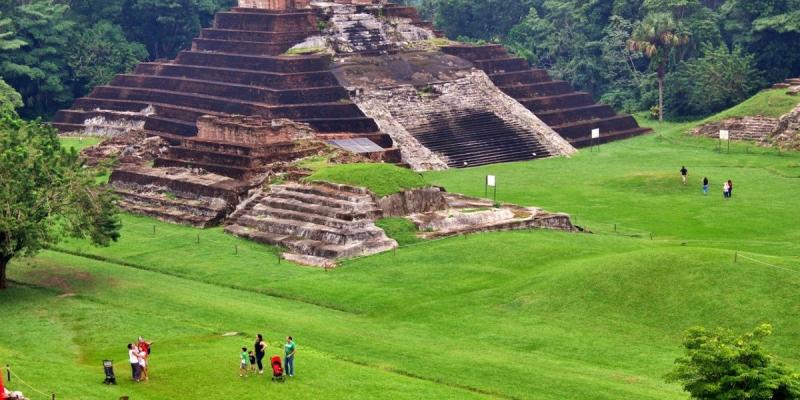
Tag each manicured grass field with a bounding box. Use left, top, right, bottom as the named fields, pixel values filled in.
left=2, top=93, right=799, bottom=399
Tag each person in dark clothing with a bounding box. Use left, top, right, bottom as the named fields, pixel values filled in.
left=680, top=166, right=688, bottom=185
left=728, top=180, right=734, bottom=198
left=254, top=334, right=267, bottom=374
left=702, top=177, right=709, bottom=195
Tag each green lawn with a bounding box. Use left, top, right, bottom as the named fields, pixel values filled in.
left=2, top=94, right=800, bottom=399
left=59, top=135, right=103, bottom=152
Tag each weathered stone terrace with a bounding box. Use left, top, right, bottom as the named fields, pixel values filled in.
left=441, top=44, right=651, bottom=147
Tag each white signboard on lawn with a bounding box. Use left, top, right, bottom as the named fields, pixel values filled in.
left=487, top=175, right=496, bottom=187
left=591, top=128, right=600, bottom=139
left=720, top=130, right=730, bottom=141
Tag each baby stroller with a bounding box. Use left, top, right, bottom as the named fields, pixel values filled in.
left=271, top=356, right=285, bottom=382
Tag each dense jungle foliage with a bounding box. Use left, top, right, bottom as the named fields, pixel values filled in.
left=408, top=0, right=800, bottom=119
left=1, top=0, right=798, bottom=120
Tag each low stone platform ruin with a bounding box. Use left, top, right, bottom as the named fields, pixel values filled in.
left=410, top=193, right=576, bottom=238
left=692, top=116, right=780, bottom=145
left=110, top=166, right=252, bottom=227
left=225, top=182, right=397, bottom=265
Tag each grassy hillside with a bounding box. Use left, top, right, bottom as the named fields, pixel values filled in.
left=2, top=96, right=799, bottom=399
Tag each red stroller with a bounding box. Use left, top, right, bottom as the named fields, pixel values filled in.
left=271, top=356, right=285, bottom=382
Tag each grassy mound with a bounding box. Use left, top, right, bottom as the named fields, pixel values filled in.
left=705, top=88, right=799, bottom=121
left=6, top=100, right=798, bottom=400
left=307, top=163, right=427, bottom=196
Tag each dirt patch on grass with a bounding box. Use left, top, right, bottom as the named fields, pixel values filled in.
left=21, top=260, right=113, bottom=295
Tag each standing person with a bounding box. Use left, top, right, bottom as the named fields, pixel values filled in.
left=248, top=351, right=257, bottom=374
left=727, top=180, right=734, bottom=198
left=239, top=347, right=249, bottom=377
left=723, top=181, right=731, bottom=199
left=702, top=177, right=709, bottom=195
left=680, top=166, right=688, bottom=185
left=284, top=336, right=296, bottom=378
left=128, top=344, right=140, bottom=382
left=138, top=348, right=149, bottom=381
left=254, top=334, right=267, bottom=375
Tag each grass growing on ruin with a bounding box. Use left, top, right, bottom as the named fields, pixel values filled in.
left=2, top=93, right=799, bottom=400
left=705, top=88, right=798, bottom=120
left=59, top=135, right=102, bottom=152
left=307, top=163, right=428, bottom=196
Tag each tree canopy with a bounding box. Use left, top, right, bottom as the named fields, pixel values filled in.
left=667, top=324, right=800, bottom=399
left=0, top=114, right=120, bottom=289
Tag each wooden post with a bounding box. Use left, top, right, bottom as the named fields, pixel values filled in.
left=734, top=251, right=738, bottom=263
left=196, top=234, right=200, bottom=244
left=152, top=225, right=156, bottom=235
left=235, top=245, right=238, bottom=255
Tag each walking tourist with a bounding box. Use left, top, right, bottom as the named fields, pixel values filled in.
left=723, top=181, right=731, bottom=199
left=702, top=177, right=709, bottom=195
left=239, top=347, right=249, bottom=377
left=680, top=166, right=688, bottom=185
left=254, top=334, right=267, bottom=374
left=284, top=336, right=297, bottom=378
left=727, top=180, right=734, bottom=198
left=128, top=344, right=140, bottom=382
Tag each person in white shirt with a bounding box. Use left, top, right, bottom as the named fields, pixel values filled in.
left=128, top=344, right=141, bottom=382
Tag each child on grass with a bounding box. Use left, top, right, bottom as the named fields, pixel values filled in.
left=248, top=351, right=257, bottom=374
left=240, top=347, right=249, bottom=377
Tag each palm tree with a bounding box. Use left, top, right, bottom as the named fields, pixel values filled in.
left=628, top=13, right=689, bottom=121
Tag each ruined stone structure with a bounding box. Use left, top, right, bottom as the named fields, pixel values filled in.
left=52, top=1, right=635, bottom=263
left=441, top=44, right=650, bottom=148
left=692, top=116, right=780, bottom=145
left=226, top=182, right=397, bottom=265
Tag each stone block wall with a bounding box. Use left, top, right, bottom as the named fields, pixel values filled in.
left=238, top=0, right=310, bottom=9
left=196, top=115, right=316, bottom=145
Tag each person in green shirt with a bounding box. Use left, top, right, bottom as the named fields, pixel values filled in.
left=284, top=337, right=296, bottom=377
left=239, top=347, right=249, bottom=377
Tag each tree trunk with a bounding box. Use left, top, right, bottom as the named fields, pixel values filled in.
left=658, top=61, right=666, bottom=122
left=658, top=76, right=664, bottom=122
left=0, top=254, right=10, bottom=290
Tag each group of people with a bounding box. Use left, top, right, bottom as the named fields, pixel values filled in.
left=127, top=337, right=151, bottom=382
left=240, top=334, right=297, bottom=378
left=682, top=166, right=735, bottom=199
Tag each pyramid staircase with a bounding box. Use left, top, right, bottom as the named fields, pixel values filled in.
left=441, top=44, right=651, bottom=147
left=52, top=7, right=393, bottom=152
left=225, top=182, right=397, bottom=261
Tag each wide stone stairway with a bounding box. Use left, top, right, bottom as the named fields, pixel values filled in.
left=404, top=110, right=552, bottom=167
left=52, top=7, right=388, bottom=148
left=441, top=44, right=651, bottom=147
left=225, top=182, right=397, bottom=262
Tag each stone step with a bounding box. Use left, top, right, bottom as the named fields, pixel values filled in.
left=278, top=182, right=374, bottom=203
left=258, top=196, right=376, bottom=221
left=114, top=188, right=227, bottom=216
left=248, top=203, right=372, bottom=230
left=117, top=200, right=221, bottom=228
left=134, top=63, right=339, bottom=89
left=270, top=186, right=374, bottom=210
left=233, top=214, right=385, bottom=245
left=224, top=224, right=397, bottom=259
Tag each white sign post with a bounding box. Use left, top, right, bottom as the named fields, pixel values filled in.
left=485, top=175, right=497, bottom=202
left=591, top=128, right=600, bottom=152
left=719, top=130, right=730, bottom=152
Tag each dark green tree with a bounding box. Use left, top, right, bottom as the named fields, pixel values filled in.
left=434, top=0, right=534, bottom=41
left=66, top=22, right=148, bottom=96
left=0, top=1, right=76, bottom=117
left=665, top=44, right=764, bottom=118
left=667, top=324, right=800, bottom=400
left=0, top=116, right=121, bottom=289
